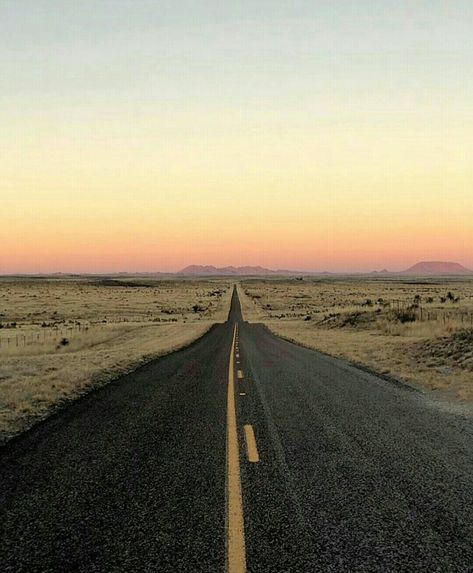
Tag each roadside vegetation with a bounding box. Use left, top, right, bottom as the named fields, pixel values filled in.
left=238, top=278, right=473, bottom=400
left=0, top=278, right=231, bottom=443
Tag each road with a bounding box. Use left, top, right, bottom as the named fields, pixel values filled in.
left=1, top=286, right=473, bottom=572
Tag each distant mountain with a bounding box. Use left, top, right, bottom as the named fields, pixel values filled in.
left=178, top=262, right=473, bottom=276
left=401, top=261, right=472, bottom=275
left=178, top=265, right=300, bottom=276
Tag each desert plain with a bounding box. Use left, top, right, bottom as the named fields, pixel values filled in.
left=2, top=275, right=473, bottom=444
left=0, top=277, right=232, bottom=443
left=238, top=276, right=473, bottom=402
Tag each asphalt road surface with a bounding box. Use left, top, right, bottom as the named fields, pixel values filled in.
left=1, top=287, right=473, bottom=572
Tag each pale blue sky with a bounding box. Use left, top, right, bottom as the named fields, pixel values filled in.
left=2, top=1, right=472, bottom=106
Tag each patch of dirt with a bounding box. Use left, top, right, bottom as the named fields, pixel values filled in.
left=318, top=311, right=379, bottom=329
left=414, top=329, right=473, bottom=372
left=93, top=279, right=156, bottom=288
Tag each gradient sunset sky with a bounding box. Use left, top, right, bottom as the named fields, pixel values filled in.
left=1, top=1, right=472, bottom=273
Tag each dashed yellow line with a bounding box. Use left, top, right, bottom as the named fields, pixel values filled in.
left=237, top=369, right=244, bottom=379
left=226, top=325, right=246, bottom=573
left=243, top=425, right=260, bottom=463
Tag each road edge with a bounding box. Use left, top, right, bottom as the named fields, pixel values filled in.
left=259, top=323, right=421, bottom=394
left=0, top=323, right=222, bottom=450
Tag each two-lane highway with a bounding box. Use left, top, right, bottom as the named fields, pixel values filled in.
left=2, top=286, right=473, bottom=571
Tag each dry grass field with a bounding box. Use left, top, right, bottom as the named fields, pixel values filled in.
left=0, top=278, right=232, bottom=443
left=239, top=278, right=473, bottom=401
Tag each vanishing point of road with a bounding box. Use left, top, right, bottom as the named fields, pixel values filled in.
left=1, top=287, right=473, bottom=572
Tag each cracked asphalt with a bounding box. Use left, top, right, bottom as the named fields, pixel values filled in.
left=1, top=287, right=473, bottom=571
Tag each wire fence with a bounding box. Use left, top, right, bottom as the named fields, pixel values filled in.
left=386, top=299, right=473, bottom=326
left=0, top=323, right=89, bottom=349
left=249, top=293, right=473, bottom=327
left=0, top=315, right=188, bottom=349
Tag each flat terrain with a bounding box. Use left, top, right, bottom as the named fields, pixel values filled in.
left=1, top=287, right=473, bottom=571
left=239, top=277, right=473, bottom=400
left=0, top=278, right=232, bottom=443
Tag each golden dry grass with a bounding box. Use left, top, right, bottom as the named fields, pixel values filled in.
left=238, top=278, right=473, bottom=400
left=0, top=278, right=232, bottom=443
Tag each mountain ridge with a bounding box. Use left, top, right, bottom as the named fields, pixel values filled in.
left=178, top=261, right=473, bottom=276
left=401, top=261, right=472, bottom=275
left=4, top=261, right=472, bottom=278
left=178, top=265, right=297, bottom=276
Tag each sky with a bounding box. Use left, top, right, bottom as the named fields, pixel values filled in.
left=1, top=0, right=472, bottom=273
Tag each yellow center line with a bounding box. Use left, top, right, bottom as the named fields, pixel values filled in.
left=226, top=325, right=246, bottom=573
left=243, top=425, right=260, bottom=463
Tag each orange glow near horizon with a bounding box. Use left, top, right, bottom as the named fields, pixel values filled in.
left=2, top=108, right=472, bottom=273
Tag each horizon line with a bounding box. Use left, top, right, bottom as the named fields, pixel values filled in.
left=1, top=261, right=472, bottom=277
